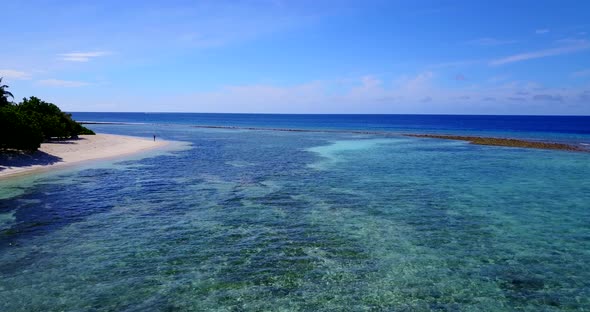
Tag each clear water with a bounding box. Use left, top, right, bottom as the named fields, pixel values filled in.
left=1, top=114, right=589, bottom=311
left=71, top=112, right=590, bottom=144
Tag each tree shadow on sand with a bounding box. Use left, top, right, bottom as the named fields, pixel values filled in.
left=0, top=150, right=63, bottom=172
left=45, top=137, right=87, bottom=145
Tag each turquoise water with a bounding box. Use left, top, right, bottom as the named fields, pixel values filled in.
left=1, top=119, right=590, bottom=311
left=72, top=112, right=590, bottom=146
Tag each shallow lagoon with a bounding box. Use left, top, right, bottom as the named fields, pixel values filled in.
left=1, top=122, right=589, bottom=311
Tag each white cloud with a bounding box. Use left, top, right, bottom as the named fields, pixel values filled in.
left=0, top=69, right=32, bottom=80
left=38, top=79, right=91, bottom=87
left=151, top=72, right=435, bottom=113
left=536, top=29, right=550, bottom=34
left=454, top=74, right=466, bottom=81
left=488, top=75, right=510, bottom=83
left=349, top=75, right=384, bottom=96
left=428, top=59, right=482, bottom=69
left=507, top=97, right=527, bottom=102
left=60, top=74, right=590, bottom=114
left=59, top=51, right=111, bottom=62
left=395, top=71, right=434, bottom=92
left=490, top=40, right=590, bottom=65
left=572, top=69, right=590, bottom=78
left=532, top=94, right=563, bottom=101
left=467, top=38, right=516, bottom=46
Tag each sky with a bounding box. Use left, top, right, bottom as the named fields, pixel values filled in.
left=2, top=0, right=590, bottom=115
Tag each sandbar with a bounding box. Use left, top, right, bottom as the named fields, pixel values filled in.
left=0, top=134, right=167, bottom=180
left=405, top=134, right=585, bottom=152
left=188, top=125, right=587, bottom=152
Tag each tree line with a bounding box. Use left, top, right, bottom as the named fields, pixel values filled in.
left=0, top=77, right=94, bottom=151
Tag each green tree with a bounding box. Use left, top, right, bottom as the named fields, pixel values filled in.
left=0, top=81, right=95, bottom=151
left=0, top=77, right=14, bottom=107
left=0, top=105, right=43, bottom=150
left=17, top=96, right=93, bottom=139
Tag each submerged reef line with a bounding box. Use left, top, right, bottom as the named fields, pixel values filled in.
left=191, top=125, right=588, bottom=152
left=81, top=122, right=586, bottom=152
left=191, top=125, right=396, bottom=135
left=405, top=134, right=585, bottom=152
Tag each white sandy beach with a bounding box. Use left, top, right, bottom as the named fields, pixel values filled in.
left=0, top=134, right=167, bottom=180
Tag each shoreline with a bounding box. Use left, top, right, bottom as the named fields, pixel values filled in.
left=0, top=134, right=168, bottom=180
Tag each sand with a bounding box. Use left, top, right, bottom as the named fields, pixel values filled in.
left=0, top=134, right=167, bottom=180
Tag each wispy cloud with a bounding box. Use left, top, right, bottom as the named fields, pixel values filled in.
left=535, top=29, right=550, bottom=34
left=572, top=69, right=590, bottom=78
left=429, top=59, right=480, bottom=69
left=507, top=97, right=527, bottom=101
left=396, top=71, right=434, bottom=92
left=0, top=69, right=32, bottom=80
left=490, top=40, right=590, bottom=65
left=59, top=51, right=111, bottom=62
left=454, top=74, right=466, bottom=81
left=488, top=75, right=510, bottom=83
left=467, top=37, right=517, bottom=46
left=69, top=73, right=590, bottom=114
left=533, top=94, right=563, bottom=101
left=38, top=79, right=91, bottom=87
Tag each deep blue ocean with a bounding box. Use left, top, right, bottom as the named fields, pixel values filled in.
left=1, top=113, right=589, bottom=311
left=73, top=112, right=590, bottom=135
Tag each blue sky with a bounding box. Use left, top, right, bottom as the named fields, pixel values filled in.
left=2, top=0, right=590, bottom=114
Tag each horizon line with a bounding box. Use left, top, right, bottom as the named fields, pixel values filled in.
left=68, top=111, right=590, bottom=117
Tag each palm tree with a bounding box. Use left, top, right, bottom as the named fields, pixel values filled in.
left=0, top=77, right=14, bottom=107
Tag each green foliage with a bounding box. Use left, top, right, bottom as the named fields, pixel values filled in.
left=75, top=123, right=96, bottom=135
left=0, top=105, right=43, bottom=150
left=0, top=77, right=14, bottom=107
left=17, top=96, right=96, bottom=139
left=0, top=78, right=95, bottom=151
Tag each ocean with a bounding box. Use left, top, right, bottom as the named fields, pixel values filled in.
left=1, top=113, right=589, bottom=311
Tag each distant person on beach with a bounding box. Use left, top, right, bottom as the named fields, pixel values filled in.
left=153, top=135, right=156, bottom=142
